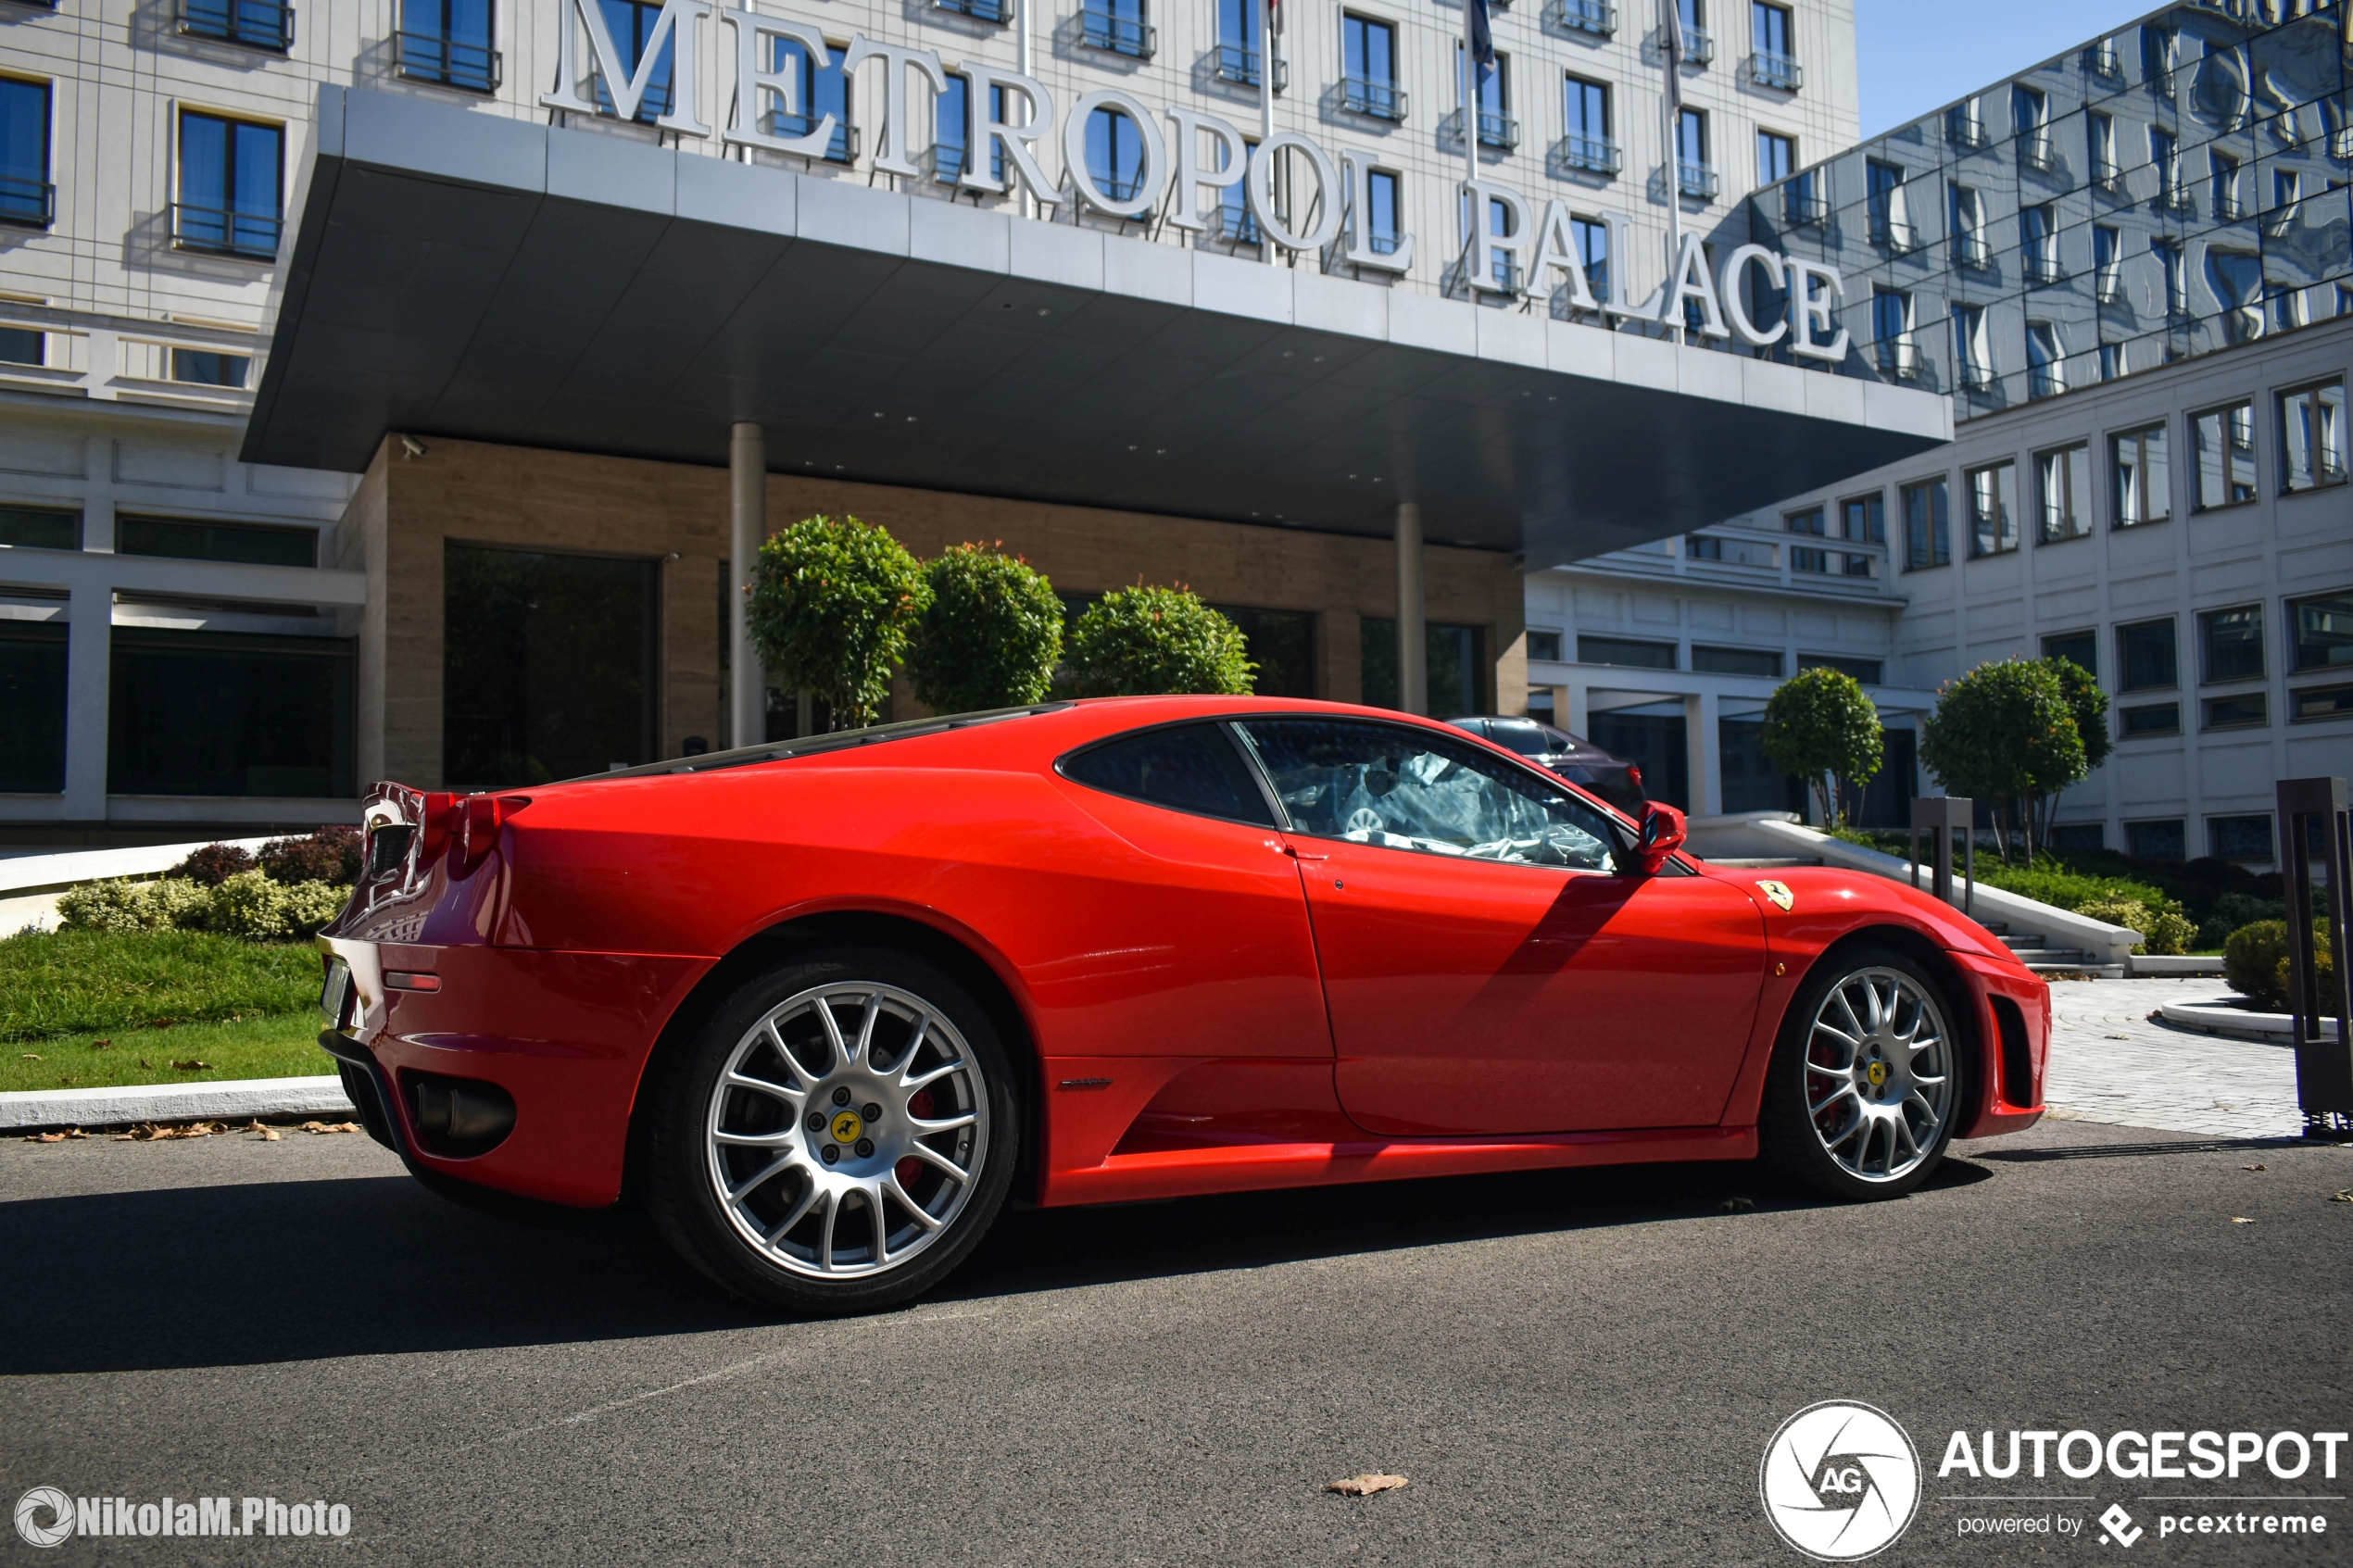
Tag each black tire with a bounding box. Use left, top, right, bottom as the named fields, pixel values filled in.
left=1758, top=945, right=1967, bottom=1201
left=642, top=946, right=1020, bottom=1314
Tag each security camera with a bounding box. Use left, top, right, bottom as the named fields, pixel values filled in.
left=400, top=435, right=427, bottom=460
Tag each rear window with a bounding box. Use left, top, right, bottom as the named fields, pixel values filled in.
left=1487, top=719, right=1549, bottom=756
left=1061, top=723, right=1276, bottom=826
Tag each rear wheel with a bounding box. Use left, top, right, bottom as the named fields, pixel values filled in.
left=1759, top=947, right=1962, bottom=1200
left=644, top=947, right=1018, bottom=1313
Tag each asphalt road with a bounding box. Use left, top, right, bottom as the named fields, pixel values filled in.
left=2, top=1120, right=2349, bottom=1565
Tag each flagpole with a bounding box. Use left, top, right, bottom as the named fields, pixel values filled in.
left=1661, top=0, right=1682, bottom=344
left=1258, top=0, right=1274, bottom=263
left=1459, top=0, right=1477, bottom=293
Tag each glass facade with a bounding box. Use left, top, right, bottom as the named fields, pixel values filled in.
left=1746, top=4, right=2353, bottom=419
left=0, top=621, right=67, bottom=793
left=107, top=629, right=355, bottom=797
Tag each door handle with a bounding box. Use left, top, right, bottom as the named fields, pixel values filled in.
left=1281, top=841, right=1331, bottom=862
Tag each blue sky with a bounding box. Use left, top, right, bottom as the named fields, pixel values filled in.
left=1857, top=2, right=2145, bottom=138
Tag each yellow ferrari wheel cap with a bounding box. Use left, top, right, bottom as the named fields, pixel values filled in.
left=830, top=1110, right=863, bottom=1144
left=1867, top=1061, right=1888, bottom=1086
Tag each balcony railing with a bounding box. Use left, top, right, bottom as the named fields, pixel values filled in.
left=170, top=201, right=282, bottom=260
left=2084, top=40, right=2123, bottom=82
left=761, top=110, right=858, bottom=164
left=1080, top=4, right=1155, bottom=56
left=2093, top=163, right=2125, bottom=194
left=1870, top=216, right=1919, bottom=254
left=2215, top=190, right=2245, bottom=221
left=1550, top=0, right=1614, bottom=34
left=0, top=174, right=56, bottom=230
left=2154, top=182, right=2196, bottom=212
left=1212, top=44, right=1285, bottom=91
left=1217, top=202, right=1261, bottom=245
left=2018, top=135, right=2056, bottom=173
left=395, top=31, right=501, bottom=92
left=177, top=0, right=292, bottom=51
left=1468, top=107, right=1517, bottom=150
left=1676, top=159, right=1717, bottom=201
left=1750, top=50, right=1800, bottom=91
left=1676, top=25, right=1713, bottom=65
left=2095, top=270, right=2122, bottom=304
left=1945, top=109, right=1991, bottom=150
left=2022, top=252, right=2065, bottom=285
left=1877, top=339, right=1921, bottom=380
left=1341, top=75, right=1407, bottom=121
left=1958, top=360, right=1994, bottom=391
left=1556, top=132, right=1620, bottom=176
left=934, top=0, right=1013, bottom=20
left=1954, top=232, right=1991, bottom=270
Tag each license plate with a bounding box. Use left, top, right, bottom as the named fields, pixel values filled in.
left=319, top=957, right=354, bottom=1029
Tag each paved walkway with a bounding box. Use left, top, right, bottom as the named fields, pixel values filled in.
left=2043, top=975, right=2303, bottom=1138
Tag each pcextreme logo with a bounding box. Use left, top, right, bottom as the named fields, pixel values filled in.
left=1761, top=1401, right=1924, bottom=1561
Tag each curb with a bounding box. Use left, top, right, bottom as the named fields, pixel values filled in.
left=2155, top=1001, right=2341, bottom=1046
left=2128, top=954, right=2229, bottom=977
left=0, top=1075, right=353, bottom=1133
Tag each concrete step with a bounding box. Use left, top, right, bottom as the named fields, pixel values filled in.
left=1998, top=933, right=2047, bottom=950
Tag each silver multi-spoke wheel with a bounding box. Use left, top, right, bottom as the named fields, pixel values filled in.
left=704, top=982, right=989, bottom=1280
left=1801, top=966, right=1954, bottom=1185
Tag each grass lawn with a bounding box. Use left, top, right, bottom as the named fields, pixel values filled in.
left=3, top=1012, right=334, bottom=1093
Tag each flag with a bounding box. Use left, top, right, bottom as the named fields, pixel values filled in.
left=1467, top=0, right=1494, bottom=90
left=1267, top=0, right=1282, bottom=38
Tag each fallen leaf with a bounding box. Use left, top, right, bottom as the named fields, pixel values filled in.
left=2330, top=1190, right=2353, bottom=1205
left=19, top=1053, right=40, bottom=1060
left=91, top=1039, right=110, bottom=1049
left=2106, top=1034, right=2131, bottom=1040
left=27, top=1129, right=84, bottom=1144
left=302, top=1120, right=363, bottom=1135
left=1719, top=1196, right=1756, bottom=1213
left=1327, top=1474, right=1408, bottom=1497
left=169, top=1060, right=210, bottom=1072
left=2232, top=1216, right=2256, bottom=1224
left=239, top=1119, right=282, bottom=1141
left=2244, top=1164, right=2268, bottom=1172
left=145, top=1018, right=176, bottom=1031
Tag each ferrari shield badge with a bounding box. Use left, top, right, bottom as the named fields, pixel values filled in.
left=1755, top=880, right=1795, bottom=912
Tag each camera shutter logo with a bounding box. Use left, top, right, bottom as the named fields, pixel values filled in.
left=1759, top=1401, right=1922, bottom=1561
left=14, top=1487, right=74, bottom=1549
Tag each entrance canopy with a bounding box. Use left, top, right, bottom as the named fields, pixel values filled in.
left=245, top=87, right=1949, bottom=564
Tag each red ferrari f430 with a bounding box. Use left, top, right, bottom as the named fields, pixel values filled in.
left=317, top=698, right=2047, bottom=1312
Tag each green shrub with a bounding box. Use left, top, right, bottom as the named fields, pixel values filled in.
left=206, top=872, right=348, bottom=942
left=905, top=543, right=1064, bottom=715
left=0, top=926, right=322, bottom=1041
left=2196, top=892, right=2288, bottom=950
left=2274, top=945, right=2337, bottom=1015
left=1972, top=865, right=2171, bottom=915
left=2226, top=920, right=2333, bottom=1011
left=2076, top=896, right=2196, bottom=956
left=1066, top=584, right=1254, bottom=696
left=57, top=877, right=208, bottom=933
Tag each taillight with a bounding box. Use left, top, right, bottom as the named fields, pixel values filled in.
left=453, top=794, right=529, bottom=877
left=417, top=792, right=460, bottom=867
left=1628, top=765, right=1644, bottom=788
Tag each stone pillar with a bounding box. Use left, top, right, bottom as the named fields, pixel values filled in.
left=729, top=422, right=765, bottom=749
left=1395, top=502, right=1427, bottom=715
left=1687, top=690, right=1723, bottom=818
left=62, top=583, right=110, bottom=821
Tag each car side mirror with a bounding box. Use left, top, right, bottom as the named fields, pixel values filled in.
left=1631, top=802, right=1687, bottom=874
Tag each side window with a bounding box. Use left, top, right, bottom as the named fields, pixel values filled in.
left=1060, top=723, right=1275, bottom=826
left=1235, top=719, right=1620, bottom=872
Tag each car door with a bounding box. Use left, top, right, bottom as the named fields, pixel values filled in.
left=1233, top=717, right=1768, bottom=1136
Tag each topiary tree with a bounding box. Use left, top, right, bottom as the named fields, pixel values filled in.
left=905, top=543, right=1064, bottom=716
left=1758, top=665, right=1884, bottom=827
left=2037, top=656, right=2111, bottom=852
left=1066, top=585, right=1254, bottom=696
left=1918, top=659, right=2086, bottom=866
left=746, top=516, right=931, bottom=731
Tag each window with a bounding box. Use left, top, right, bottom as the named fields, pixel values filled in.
left=1685, top=534, right=1721, bottom=560
left=1527, top=630, right=1563, bottom=663
left=443, top=544, right=659, bottom=789
left=1840, top=494, right=1884, bottom=543
left=1965, top=462, right=2018, bottom=556
left=0, top=620, right=65, bottom=793
left=1235, top=718, right=1623, bottom=871
left=769, top=36, right=852, bottom=160
left=2042, top=630, right=2096, bottom=674
left=2012, top=84, right=2050, bottom=168
left=2093, top=224, right=2121, bottom=301
left=2120, top=703, right=2181, bottom=737
left=1902, top=478, right=1950, bottom=570
left=1214, top=0, right=1271, bottom=86
left=2270, top=169, right=2301, bottom=235
left=1456, top=44, right=1514, bottom=149
left=2208, top=815, right=2274, bottom=861
left=171, top=348, right=250, bottom=388
left=397, top=0, right=499, bottom=91
left=2037, top=443, right=2090, bottom=542
left=2210, top=149, right=2242, bottom=220
left=1557, top=0, right=1613, bottom=37
left=2200, top=605, right=2264, bottom=683
left=2117, top=618, right=2177, bottom=691
left=935, top=79, right=1009, bottom=185
left=2279, top=380, right=2346, bottom=493
left=1677, top=108, right=1714, bottom=199
left=2111, top=423, right=2170, bottom=526
left=2020, top=204, right=2060, bottom=284
left=1781, top=167, right=1822, bottom=226
left=1571, top=214, right=1607, bottom=302
left=1800, top=655, right=1883, bottom=684
left=1952, top=304, right=1990, bottom=389
left=1866, top=159, right=1910, bottom=247
left=1791, top=546, right=1828, bottom=573
left=1949, top=182, right=1986, bottom=269
left=1872, top=288, right=1915, bottom=377
left=1459, top=190, right=1519, bottom=291
left=178, top=0, right=294, bottom=52
left=2292, top=684, right=2353, bottom=722
left=2289, top=590, right=2353, bottom=671
left=1342, top=16, right=1403, bottom=119
left=1217, top=141, right=1260, bottom=242
left=1756, top=129, right=1794, bottom=185
left=589, top=1, right=679, bottom=120
left=1085, top=104, right=1149, bottom=201
left=1946, top=96, right=1987, bottom=149
left=1080, top=0, right=1153, bottom=57
left=2051, top=822, right=2106, bottom=852
left=2098, top=342, right=2125, bottom=382
left=116, top=514, right=313, bottom=567
left=0, top=307, right=37, bottom=367
left=0, top=77, right=53, bottom=229
left=2141, top=22, right=2177, bottom=86
left=2151, top=127, right=2183, bottom=207
left=108, top=630, right=355, bottom=797
left=2153, top=239, right=2187, bottom=316
left=1361, top=168, right=1403, bottom=256
left=175, top=112, right=283, bottom=259
left=2025, top=321, right=2063, bottom=399
left=1562, top=76, right=1617, bottom=174
left=1692, top=645, right=1782, bottom=677
left=1062, top=723, right=1275, bottom=825
left=1363, top=619, right=1484, bottom=715
left=0, top=504, right=79, bottom=551
left=2204, top=693, right=2267, bottom=730
left=2089, top=111, right=2117, bottom=186
left=1751, top=3, right=1797, bottom=89
left=1209, top=605, right=1315, bottom=697
left=1577, top=634, right=1675, bottom=670
left=2191, top=402, right=2258, bottom=509
left=1785, top=506, right=1825, bottom=535
left=2126, top=819, right=2185, bottom=860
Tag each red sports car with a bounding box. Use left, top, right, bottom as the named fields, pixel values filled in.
left=317, top=697, right=2047, bottom=1313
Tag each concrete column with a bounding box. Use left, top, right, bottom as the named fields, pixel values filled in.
left=1687, top=690, right=1724, bottom=819
left=62, top=584, right=109, bottom=821
left=728, top=421, right=765, bottom=749
left=1395, top=502, right=1427, bottom=715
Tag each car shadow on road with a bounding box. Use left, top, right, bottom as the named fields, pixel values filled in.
left=0, top=1157, right=1989, bottom=1377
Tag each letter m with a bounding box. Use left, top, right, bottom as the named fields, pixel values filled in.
left=199, top=1498, right=231, bottom=1536
left=539, top=0, right=712, bottom=137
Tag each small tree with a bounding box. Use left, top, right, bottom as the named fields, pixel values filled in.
left=1067, top=585, right=1254, bottom=696
left=2036, top=656, right=2110, bottom=852
left=1918, top=659, right=2086, bottom=866
left=906, top=543, right=1064, bottom=715
left=1759, top=666, right=1884, bottom=827
left=746, top=516, right=930, bottom=730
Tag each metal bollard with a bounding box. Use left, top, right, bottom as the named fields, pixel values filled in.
left=1909, top=796, right=1975, bottom=917
left=2277, top=777, right=2353, bottom=1141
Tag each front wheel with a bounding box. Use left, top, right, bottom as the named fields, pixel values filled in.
left=643, top=947, right=1019, bottom=1314
left=1758, top=947, right=1963, bottom=1200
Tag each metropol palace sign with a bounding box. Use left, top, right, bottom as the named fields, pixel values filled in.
left=535, top=0, right=1854, bottom=361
